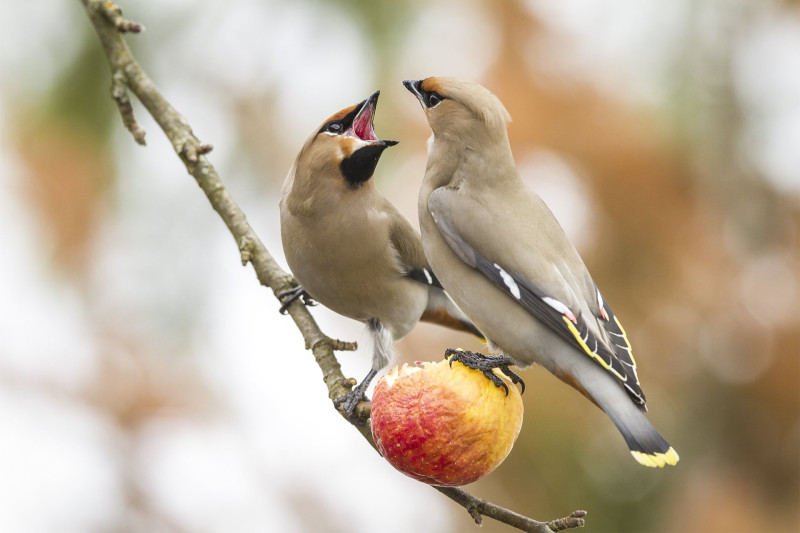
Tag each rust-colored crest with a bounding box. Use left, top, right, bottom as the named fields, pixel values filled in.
left=319, top=104, right=358, bottom=130
left=420, top=78, right=447, bottom=96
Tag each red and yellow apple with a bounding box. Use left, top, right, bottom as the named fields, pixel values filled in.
left=370, top=358, right=524, bottom=486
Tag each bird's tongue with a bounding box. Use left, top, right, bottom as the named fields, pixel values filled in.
left=352, top=102, right=378, bottom=141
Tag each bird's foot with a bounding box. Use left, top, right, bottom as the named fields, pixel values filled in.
left=277, top=285, right=317, bottom=314
left=334, top=368, right=377, bottom=419
left=444, top=348, right=525, bottom=395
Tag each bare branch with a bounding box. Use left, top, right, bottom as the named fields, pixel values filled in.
left=77, top=1, right=585, bottom=530
left=433, top=487, right=585, bottom=533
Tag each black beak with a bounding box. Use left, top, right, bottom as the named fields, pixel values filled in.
left=358, top=90, right=380, bottom=118
left=402, top=79, right=424, bottom=105
left=350, top=90, right=398, bottom=147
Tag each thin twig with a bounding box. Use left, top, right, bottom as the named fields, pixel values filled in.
left=77, top=2, right=585, bottom=530
left=100, top=1, right=143, bottom=33
left=110, top=70, right=145, bottom=145
left=548, top=511, right=588, bottom=531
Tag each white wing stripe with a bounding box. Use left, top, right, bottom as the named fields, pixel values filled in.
left=494, top=263, right=521, bottom=299
left=542, top=296, right=570, bottom=315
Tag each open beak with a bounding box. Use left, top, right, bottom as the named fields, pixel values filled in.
left=350, top=90, right=398, bottom=147
left=402, top=79, right=424, bottom=107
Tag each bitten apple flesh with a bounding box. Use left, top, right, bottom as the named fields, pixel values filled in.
left=370, top=359, right=524, bottom=486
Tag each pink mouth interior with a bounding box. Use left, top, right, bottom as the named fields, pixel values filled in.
left=352, top=103, right=378, bottom=141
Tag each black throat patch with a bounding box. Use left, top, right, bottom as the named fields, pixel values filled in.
left=340, top=144, right=388, bottom=187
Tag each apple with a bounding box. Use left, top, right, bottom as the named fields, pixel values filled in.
left=370, top=358, right=524, bottom=486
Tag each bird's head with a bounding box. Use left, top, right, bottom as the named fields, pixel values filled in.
left=402, top=77, right=511, bottom=141
left=298, top=90, right=398, bottom=189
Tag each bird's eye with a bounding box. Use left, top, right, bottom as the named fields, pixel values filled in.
left=426, top=92, right=442, bottom=108
left=326, top=122, right=343, bottom=133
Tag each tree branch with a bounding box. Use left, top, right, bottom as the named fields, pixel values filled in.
left=77, top=2, right=585, bottom=530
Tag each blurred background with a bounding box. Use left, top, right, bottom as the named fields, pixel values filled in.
left=0, top=0, right=798, bottom=531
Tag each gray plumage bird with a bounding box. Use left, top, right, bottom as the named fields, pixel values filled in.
left=403, top=77, right=678, bottom=467
left=280, top=90, right=482, bottom=416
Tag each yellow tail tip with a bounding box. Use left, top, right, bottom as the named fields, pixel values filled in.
left=631, top=447, right=680, bottom=468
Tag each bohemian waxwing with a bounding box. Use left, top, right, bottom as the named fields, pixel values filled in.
left=280, top=90, right=483, bottom=416
left=403, top=77, right=678, bottom=467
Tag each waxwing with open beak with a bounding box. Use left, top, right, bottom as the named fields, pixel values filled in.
left=280, top=90, right=483, bottom=416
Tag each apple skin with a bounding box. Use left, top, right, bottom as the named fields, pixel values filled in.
left=370, top=359, right=524, bottom=486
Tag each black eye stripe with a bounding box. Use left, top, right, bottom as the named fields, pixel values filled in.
left=320, top=120, right=344, bottom=134
left=425, top=91, right=445, bottom=108
left=318, top=105, right=361, bottom=134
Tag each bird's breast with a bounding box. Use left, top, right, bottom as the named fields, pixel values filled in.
left=281, top=209, right=427, bottom=336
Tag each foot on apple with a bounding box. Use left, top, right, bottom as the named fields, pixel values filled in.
left=444, top=348, right=525, bottom=395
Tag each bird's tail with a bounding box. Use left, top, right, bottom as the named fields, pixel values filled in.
left=599, top=395, right=679, bottom=467
left=560, top=356, right=679, bottom=467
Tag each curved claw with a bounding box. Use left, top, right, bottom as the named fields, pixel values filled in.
left=497, top=364, right=526, bottom=394
left=492, top=375, right=510, bottom=396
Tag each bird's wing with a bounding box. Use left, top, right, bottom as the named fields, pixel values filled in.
left=386, top=209, right=439, bottom=287
left=387, top=213, right=484, bottom=340
left=428, top=187, right=645, bottom=407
